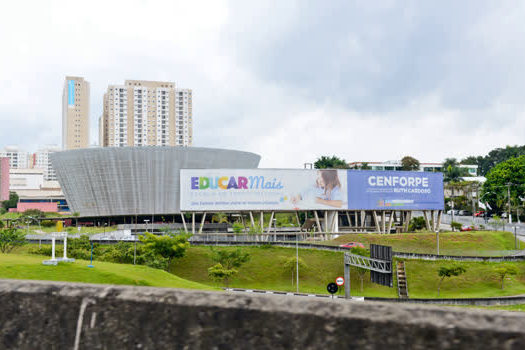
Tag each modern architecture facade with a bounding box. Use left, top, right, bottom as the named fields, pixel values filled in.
left=0, top=146, right=28, bottom=169
left=100, top=80, right=192, bottom=147
left=348, top=160, right=478, bottom=176
left=32, top=145, right=60, bottom=181
left=62, top=76, right=90, bottom=150
left=51, top=147, right=260, bottom=217
left=0, top=157, right=9, bottom=201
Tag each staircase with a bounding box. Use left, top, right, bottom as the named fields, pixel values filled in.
left=397, top=261, right=409, bottom=299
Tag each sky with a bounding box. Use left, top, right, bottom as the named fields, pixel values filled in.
left=1, top=0, right=525, bottom=168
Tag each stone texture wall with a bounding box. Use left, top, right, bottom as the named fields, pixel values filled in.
left=1, top=279, right=525, bottom=349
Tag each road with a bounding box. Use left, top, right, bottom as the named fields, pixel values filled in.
left=441, top=214, right=525, bottom=244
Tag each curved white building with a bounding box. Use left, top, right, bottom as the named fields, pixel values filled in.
left=51, top=147, right=260, bottom=217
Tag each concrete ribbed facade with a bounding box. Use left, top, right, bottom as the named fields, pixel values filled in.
left=51, top=147, right=260, bottom=217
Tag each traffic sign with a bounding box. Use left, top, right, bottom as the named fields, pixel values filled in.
left=327, top=282, right=338, bottom=295
left=335, top=276, right=345, bottom=286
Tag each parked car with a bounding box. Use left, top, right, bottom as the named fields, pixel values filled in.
left=446, top=209, right=459, bottom=215
left=474, top=211, right=486, bottom=217
left=339, top=242, right=365, bottom=249
left=460, top=225, right=473, bottom=232
left=458, top=210, right=472, bottom=216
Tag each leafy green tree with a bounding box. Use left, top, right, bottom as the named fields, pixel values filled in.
left=0, top=227, right=27, bottom=253
left=314, top=156, right=349, bottom=169
left=482, top=155, right=525, bottom=214
left=408, top=217, right=426, bottom=232
left=494, top=265, right=519, bottom=290
left=351, top=247, right=369, bottom=292
left=208, top=263, right=237, bottom=287
left=211, top=213, right=229, bottom=223
left=359, top=162, right=371, bottom=170
left=139, top=232, right=190, bottom=270
left=401, top=156, right=420, bottom=171
left=437, top=265, right=466, bottom=296
left=1, top=192, right=19, bottom=211
left=282, top=256, right=307, bottom=286
left=210, top=247, right=250, bottom=270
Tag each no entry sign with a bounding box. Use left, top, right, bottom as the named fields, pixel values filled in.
left=336, top=276, right=345, bottom=286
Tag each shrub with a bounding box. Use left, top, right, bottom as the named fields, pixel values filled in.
left=450, top=221, right=462, bottom=231
left=232, top=222, right=244, bottom=234
left=408, top=217, right=426, bottom=232
left=40, top=220, right=55, bottom=228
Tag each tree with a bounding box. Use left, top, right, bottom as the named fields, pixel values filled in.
left=282, top=256, right=307, bottom=286
left=314, top=156, right=349, bottom=169
left=482, top=155, right=525, bottom=215
left=139, top=232, right=190, bottom=270
left=437, top=265, right=466, bottom=296
left=0, top=227, right=27, bottom=253
left=208, top=263, right=237, bottom=287
left=1, top=192, right=18, bottom=211
left=351, top=247, right=369, bottom=292
left=401, top=156, right=420, bottom=171
left=494, top=265, right=519, bottom=290
left=210, top=247, right=250, bottom=270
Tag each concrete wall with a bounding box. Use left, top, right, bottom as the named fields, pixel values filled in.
left=1, top=279, right=525, bottom=349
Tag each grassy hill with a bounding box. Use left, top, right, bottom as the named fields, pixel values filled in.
left=171, top=245, right=525, bottom=298
left=326, top=231, right=524, bottom=256
left=0, top=253, right=215, bottom=290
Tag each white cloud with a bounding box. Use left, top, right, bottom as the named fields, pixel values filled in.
left=1, top=0, right=524, bottom=169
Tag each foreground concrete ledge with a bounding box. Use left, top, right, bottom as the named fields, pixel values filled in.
left=1, top=279, right=525, bottom=349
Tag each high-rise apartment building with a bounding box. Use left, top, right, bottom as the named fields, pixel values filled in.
left=100, top=80, right=192, bottom=147
left=0, top=146, right=28, bottom=169
left=62, top=76, right=90, bottom=149
left=33, top=145, right=61, bottom=181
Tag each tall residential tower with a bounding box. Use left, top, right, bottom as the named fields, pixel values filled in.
left=62, top=76, right=90, bottom=149
left=100, top=80, right=192, bottom=147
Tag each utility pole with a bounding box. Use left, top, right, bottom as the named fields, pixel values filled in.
left=507, top=183, right=512, bottom=224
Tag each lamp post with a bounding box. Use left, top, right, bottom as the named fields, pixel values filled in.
left=296, top=231, right=299, bottom=293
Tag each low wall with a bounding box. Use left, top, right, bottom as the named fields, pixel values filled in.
left=1, top=279, right=525, bottom=349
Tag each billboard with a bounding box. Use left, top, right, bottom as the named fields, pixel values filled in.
left=347, top=170, right=444, bottom=210
left=68, top=80, right=75, bottom=106
left=180, top=169, right=348, bottom=211
left=180, top=169, right=444, bottom=211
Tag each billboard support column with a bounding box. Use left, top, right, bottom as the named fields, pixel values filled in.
left=267, top=212, right=274, bottom=234
left=198, top=213, right=206, bottom=234
left=295, top=212, right=301, bottom=231
left=436, top=210, right=443, bottom=231
left=423, top=211, right=431, bottom=231
left=403, top=211, right=412, bottom=232
left=387, top=211, right=394, bottom=234
left=373, top=211, right=381, bottom=233
left=260, top=212, right=264, bottom=231
left=192, top=212, right=195, bottom=235
left=181, top=213, right=187, bottom=233
left=382, top=211, right=386, bottom=234
left=314, top=211, right=322, bottom=234
left=249, top=212, right=255, bottom=228
left=361, top=211, right=365, bottom=232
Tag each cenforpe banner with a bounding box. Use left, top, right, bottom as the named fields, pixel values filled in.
left=347, top=170, right=444, bottom=210
left=179, top=169, right=444, bottom=211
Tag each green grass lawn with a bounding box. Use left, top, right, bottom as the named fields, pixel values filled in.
left=452, top=304, right=525, bottom=312
left=325, top=231, right=524, bottom=256
left=171, top=245, right=392, bottom=297
left=171, top=246, right=525, bottom=299
left=0, top=253, right=215, bottom=290
left=405, top=259, right=525, bottom=298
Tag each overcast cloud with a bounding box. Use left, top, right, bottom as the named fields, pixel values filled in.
left=1, top=0, right=524, bottom=167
